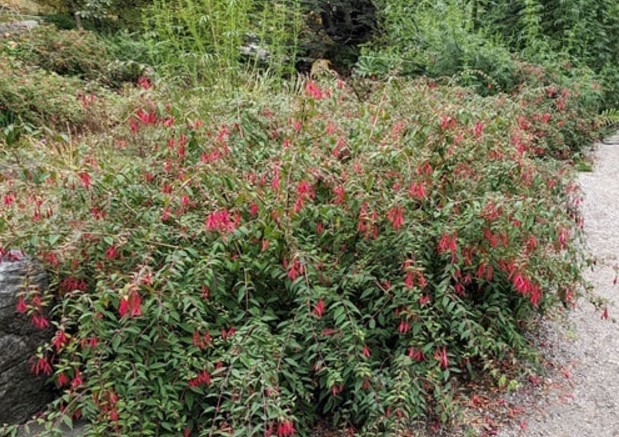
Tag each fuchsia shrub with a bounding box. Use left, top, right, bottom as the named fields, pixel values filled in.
left=0, top=74, right=599, bottom=435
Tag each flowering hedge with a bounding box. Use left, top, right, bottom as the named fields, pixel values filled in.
left=0, top=73, right=598, bottom=435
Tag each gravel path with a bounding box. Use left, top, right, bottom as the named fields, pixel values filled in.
left=499, top=134, right=619, bottom=437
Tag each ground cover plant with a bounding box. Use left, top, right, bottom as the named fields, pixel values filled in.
left=0, top=65, right=602, bottom=434
left=1, top=0, right=617, bottom=435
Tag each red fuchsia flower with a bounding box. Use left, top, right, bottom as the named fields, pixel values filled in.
left=276, top=420, right=296, bottom=437
left=386, top=206, right=405, bottom=230
left=32, top=313, right=49, bottom=330
left=313, top=299, right=325, bottom=318
left=419, top=295, right=431, bottom=306
left=511, top=272, right=542, bottom=305
left=105, top=245, right=119, bottom=260
left=321, top=328, right=338, bottom=336
left=326, top=121, right=336, bottom=135
left=161, top=207, right=171, bottom=222
left=416, top=162, right=433, bottom=176
left=71, top=370, right=83, bottom=388
left=408, top=347, right=426, bottom=362
left=404, top=271, right=415, bottom=289
left=362, top=345, right=371, bottom=358
left=483, top=228, right=498, bottom=248
left=137, top=76, right=151, bottom=90
left=119, top=290, right=142, bottom=318
left=261, top=239, right=270, bottom=252
left=434, top=346, right=449, bottom=369
left=316, top=222, right=324, bottom=234
left=60, top=277, right=88, bottom=293
left=476, top=263, right=494, bottom=281
left=332, top=136, right=346, bottom=158
left=517, top=116, right=530, bottom=131
left=136, top=108, right=157, bottom=125
left=163, top=116, right=175, bottom=128
left=305, top=80, right=324, bottom=100
left=205, top=209, right=240, bottom=234
left=474, top=121, right=484, bottom=139
left=193, top=330, right=211, bottom=350
left=221, top=327, right=236, bottom=340
left=557, top=227, right=570, bottom=250
left=249, top=203, right=259, bottom=217
left=438, top=233, right=458, bottom=256
left=16, top=296, right=27, bottom=313
left=333, top=185, right=346, bottom=204
left=331, top=384, right=343, bottom=397
left=602, top=307, right=609, bottom=320
left=3, top=192, right=15, bottom=206
left=440, top=116, right=457, bottom=130
left=398, top=320, right=411, bottom=335
left=409, top=181, right=426, bottom=200
left=31, top=356, right=52, bottom=376
left=52, top=330, right=68, bottom=350
left=188, top=369, right=212, bottom=388
left=128, top=290, right=142, bottom=317
left=271, top=165, right=281, bottom=191
left=78, top=172, right=91, bottom=190
left=118, top=297, right=129, bottom=317
left=286, top=258, right=304, bottom=281
left=57, top=372, right=69, bottom=387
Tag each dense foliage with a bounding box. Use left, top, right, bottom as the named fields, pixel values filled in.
left=0, top=0, right=615, bottom=435
left=1, top=67, right=600, bottom=434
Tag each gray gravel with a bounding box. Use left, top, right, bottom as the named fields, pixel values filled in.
left=499, top=136, right=619, bottom=437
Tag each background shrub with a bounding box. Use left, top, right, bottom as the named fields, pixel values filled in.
left=0, top=54, right=88, bottom=130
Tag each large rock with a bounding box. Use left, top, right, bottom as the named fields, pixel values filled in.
left=0, top=20, right=38, bottom=38
left=0, top=253, right=54, bottom=425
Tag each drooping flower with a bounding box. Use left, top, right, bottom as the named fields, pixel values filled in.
left=434, top=346, right=449, bottom=369
left=398, top=320, right=410, bottom=334
left=52, top=330, right=68, bottom=350
left=362, top=345, right=371, bottom=358
left=305, top=80, right=324, bottom=100
left=409, top=181, right=426, bottom=200
left=313, top=299, right=325, bottom=318
left=31, top=356, right=52, bottom=376
left=333, top=185, right=346, bottom=204
left=57, top=372, right=69, bottom=387
left=31, top=313, right=49, bottom=330
left=78, top=172, right=91, bottom=190
left=474, top=121, right=484, bottom=139
left=137, top=76, right=151, bottom=90
left=16, top=296, right=27, bottom=313
left=438, top=233, right=458, bottom=256
left=276, top=420, right=296, bottom=437
left=119, top=290, right=142, bottom=318
left=419, top=295, right=431, bottom=306
left=128, top=290, right=142, bottom=317
left=118, top=297, right=129, bottom=317
left=205, top=209, right=240, bottom=234
left=386, top=206, right=405, bottom=230
left=287, top=258, right=304, bottom=281
left=105, top=245, right=119, bottom=260
left=408, top=347, right=426, bottom=362
left=72, top=369, right=83, bottom=388
left=188, top=369, right=212, bottom=388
